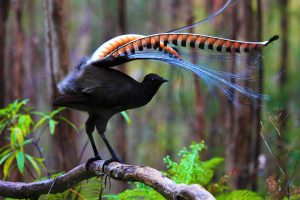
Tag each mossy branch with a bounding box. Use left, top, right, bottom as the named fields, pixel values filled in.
left=0, top=160, right=215, bottom=200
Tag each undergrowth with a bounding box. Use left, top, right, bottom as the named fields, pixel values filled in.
left=1, top=100, right=299, bottom=199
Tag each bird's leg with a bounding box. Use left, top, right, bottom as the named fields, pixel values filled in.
left=96, top=120, right=122, bottom=172
left=85, top=115, right=102, bottom=171
left=100, top=132, right=122, bottom=162
left=99, top=132, right=123, bottom=172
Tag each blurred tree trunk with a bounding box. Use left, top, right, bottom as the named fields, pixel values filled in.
left=187, top=0, right=205, bottom=141
left=11, top=0, right=25, bottom=101
left=75, top=5, right=91, bottom=58
left=164, top=0, right=181, bottom=157
left=102, top=0, right=117, bottom=41
left=206, top=0, right=225, bottom=27
left=149, top=0, right=162, bottom=33
left=44, top=0, right=78, bottom=171
left=24, top=0, right=39, bottom=104
left=206, top=0, right=227, bottom=158
left=252, top=0, right=263, bottom=191
left=277, top=0, right=289, bottom=183
left=0, top=0, right=10, bottom=181
left=225, top=0, right=256, bottom=189
left=224, top=2, right=237, bottom=180
left=0, top=0, right=10, bottom=107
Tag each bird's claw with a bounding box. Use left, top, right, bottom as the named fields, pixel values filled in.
left=102, top=157, right=123, bottom=173
left=85, top=156, right=102, bottom=171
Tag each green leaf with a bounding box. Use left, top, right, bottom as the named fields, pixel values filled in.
left=18, top=114, right=27, bottom=124
left=18, top=114, right=32, bottom=135
left=57, top=116, right=78, bottom=131
left=121, top=111, right=131, bottom=124
left=198, top=157, right=224, bottom=185
left=227, top=190, right=263, bottom=200
left=0, top=152, right=13, bottom=165
left=0, top=121, right=8, bottom=133
left=14, top=99, right=28, bottom=113
left=202, top=157, right=224, bottom=169
left=50, top=107, right=65, bottom=117
left=25, top=154, right=41, bottom=177
left=36, top=157, right=47, bottom=172
left=21, top=139, right=33, bottom=146
left=14, top=127, right=24, bottom=145
left=3, top=154, right=14, bottom=178
left=20, top=99, right=29, bottom=105
left=16, top=150, right=25, bottom=173
left=10, top=128, right=17, bottom=146
left=0, top=145, right=10, bottom=155
left=33, top=116, right=49, bottom=131
left=49, top=119, right=57, bottom=134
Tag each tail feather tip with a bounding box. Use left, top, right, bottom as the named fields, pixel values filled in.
left=265, top=35, right=279, bottom=45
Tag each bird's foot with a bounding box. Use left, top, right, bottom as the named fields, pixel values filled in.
left=102, top=157, right=123, bottom=173
left=85, top=155, right=102, bottom=171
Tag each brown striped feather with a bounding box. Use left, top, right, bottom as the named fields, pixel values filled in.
left=215, top=39, right=225, bottom=52
left=198, top=36, right=207, bottom=49
left=181, top=34, right=188, bottom=47
left=233, top=42, right=241, bottom=53
left=91, top=33, right=273, bottom=63
left=206, top=38, right=217, bottom=50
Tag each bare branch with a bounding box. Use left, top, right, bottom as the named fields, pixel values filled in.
left=0, top=161, right=215, bottom=200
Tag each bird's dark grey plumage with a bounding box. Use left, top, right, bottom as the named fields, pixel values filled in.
left=54, top=57, right=167, bottom=168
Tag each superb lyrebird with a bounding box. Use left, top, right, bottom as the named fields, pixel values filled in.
left=53, top=0, right=278, bottom=169
left=54, top=57, right=167, bottom=168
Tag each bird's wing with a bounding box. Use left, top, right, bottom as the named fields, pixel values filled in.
left=76, top=66, right=137, bottom=108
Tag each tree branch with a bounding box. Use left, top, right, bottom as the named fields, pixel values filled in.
left=0, top=161, right=215, bottom=200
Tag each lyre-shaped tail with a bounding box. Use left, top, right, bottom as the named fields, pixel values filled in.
left=88, top=33, right=279, bottom=100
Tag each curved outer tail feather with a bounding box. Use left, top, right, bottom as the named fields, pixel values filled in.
left=89, top=33, right=279, bottom=64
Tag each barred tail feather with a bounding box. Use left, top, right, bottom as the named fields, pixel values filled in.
left=105, top=33, right=279, bottom=61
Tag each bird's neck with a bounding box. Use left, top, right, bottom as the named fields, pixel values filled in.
left=137, top=83, right=159, bottom=105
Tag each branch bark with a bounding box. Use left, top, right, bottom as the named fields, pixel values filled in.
left=0, top=161, right=215, bottom=200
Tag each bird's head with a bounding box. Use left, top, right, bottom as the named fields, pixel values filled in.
left=142, top=73, right=168, bottom=92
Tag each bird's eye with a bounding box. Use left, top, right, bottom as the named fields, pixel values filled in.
left=150, top=78, right=155, bottom=82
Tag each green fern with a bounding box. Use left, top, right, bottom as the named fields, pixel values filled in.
left=216, top=190, right=263, bottom=200
left=105, top=183, right=164, bottom=200
left=38, top=177, right=104, bottom=200
left=106, top=141, right=223, bottom=200
left=164, top=142, right=223, bottom=185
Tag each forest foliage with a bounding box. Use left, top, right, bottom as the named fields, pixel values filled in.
left=0, top=0, right=300, bottom=199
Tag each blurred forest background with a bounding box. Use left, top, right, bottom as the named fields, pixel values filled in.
left=0, top=0, right=299, bottom=197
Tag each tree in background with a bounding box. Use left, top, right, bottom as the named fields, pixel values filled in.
left=44, top=0, right=78, bottom=171
left=0, top=0, right=10, bottom=107
left=0, top=0, right=10, bottom=181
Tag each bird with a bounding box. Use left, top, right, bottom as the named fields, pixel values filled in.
left=53, top=0, right=279, bottom=171
left=53, top=31, right=278, bottom=170
left=53, top=57, right=168, bottom=169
